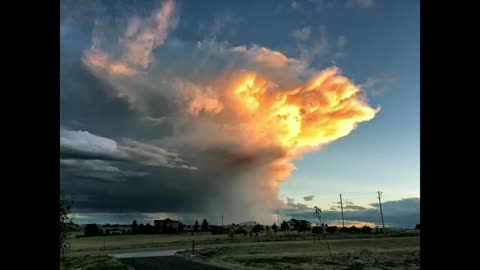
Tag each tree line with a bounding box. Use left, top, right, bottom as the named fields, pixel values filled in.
left=82, top=218, right=412, bottom=237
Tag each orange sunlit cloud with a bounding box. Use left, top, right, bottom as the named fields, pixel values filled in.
left=186, top=66, right=379, bottom=157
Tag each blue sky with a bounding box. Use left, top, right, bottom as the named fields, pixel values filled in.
left=60, top=0, right=419, bottom=227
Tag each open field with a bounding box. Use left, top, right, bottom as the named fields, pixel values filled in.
left=70, top=232, right=228, bottom=252
left=178, top=237, right=420, bottom=270
left=70, top=230, right=419, bottom=253
left=61, top=255, right=134, bottom=270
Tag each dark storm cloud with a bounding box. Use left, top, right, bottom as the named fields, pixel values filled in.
left=280, top=198, right=419, bottom=228
left=60, top=159, right=149, bottom=182
left=63, top=165, right=223, bottom=214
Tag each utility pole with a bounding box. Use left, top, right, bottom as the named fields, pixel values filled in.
left=339, top=194, right=345, bottom=228
left=221, top=215, right=224, bottom=227
left=377, top=191, right=386, bottom=234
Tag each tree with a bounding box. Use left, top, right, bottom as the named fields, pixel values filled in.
left=201, top=219, right=209, bottom=232
left=361, top=225, right=372, bottom=233
left=236, top=227, right=247, bottom=234
left=293, top=219, right=311, bottom=232
left=326, top=226, right=338, bottom=233
left=280, top=220, right=289, bottom=231
left=84, top=224, right=103, bottom=237
left=251, top=224, right=264, bottom=233
left=312, top=226, right=323, bottom=234
left=193, top=220, right=199, bottom=232
left=210, top=225, right=225, bottom=235
left=131, top=220, right=138, bottom=234
left=350, top=226, right=359, bottom=233
left=265, top=225, right=270, bottom=232
left=226, top=226, right=236, bottom=240
left=139, top=223, right=145, bottom=234
left=145, top=223, right=154, bottom=234
left=60, top=194, right=73, bottom=262
left=178, top=222, right=185, bottom=233
left=272, top=223, right=278, bottom=232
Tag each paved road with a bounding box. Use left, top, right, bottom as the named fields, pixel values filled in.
left=121, top=257, right=228, bottom=270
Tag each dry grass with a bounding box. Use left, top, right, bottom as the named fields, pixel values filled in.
left=70, top=230, right=419, bottom=252
left=179, top=237, right=420, bottom=270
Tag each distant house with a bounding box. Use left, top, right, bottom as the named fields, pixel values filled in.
left=287, top=218, right=311, bottom=231
left=154, top=218, right=180, bottom=231
left=286, top=219, right=296, bottom=229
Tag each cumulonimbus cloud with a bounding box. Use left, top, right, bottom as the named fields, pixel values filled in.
left=75, top=0, right=379, bottom=223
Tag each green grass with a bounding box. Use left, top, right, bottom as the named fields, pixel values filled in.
left=61, top=255, right=134, bottom=270
left=70, top=231, right=419, bottom=252
left=179, top=236, right=420, bottom=270
left=70, top=232, right=229, bottom=252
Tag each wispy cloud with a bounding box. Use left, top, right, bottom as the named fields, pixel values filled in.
left=298, top=25, right=329, bottom=63
left=371, top=88, right=385, bottom=96
left=337, top=35, right=347, bottom=48
left=291, top=26, right=311, bottom=41
left=83, top=0, right=177, bottom=74
left=344, top=204, right=367, bottom=211
left=364, top=73, right=398, bottom=88
left=209, top=12, right=243, bottom=39
left=291, top=1, right=304, bottom=12
left=303, top=195, right=315, bottom=201
left=345, top=0, right=376, bottom=9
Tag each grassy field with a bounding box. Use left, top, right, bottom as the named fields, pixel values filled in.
left=70, top=232, right=228, bottom=252
left=70, top=231, right=419, bottom=252
left=178, top=236, right=420, bottom=270
left=61, top=255, right=134, bottom=270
